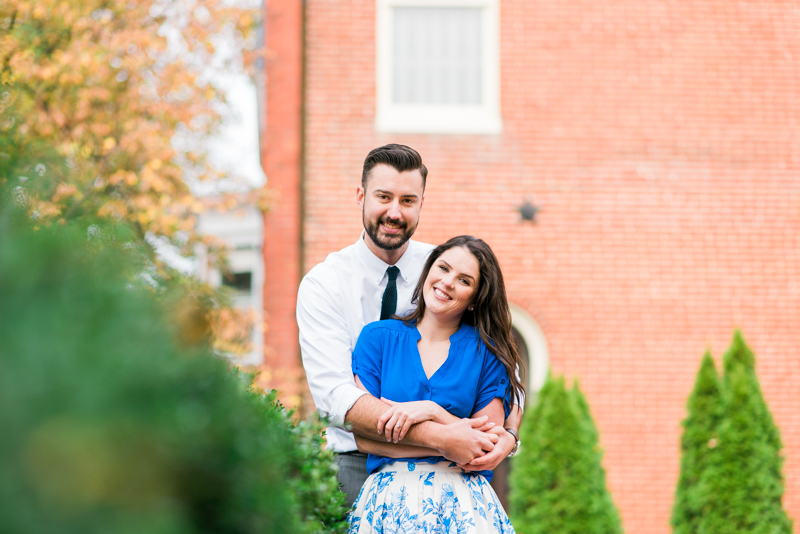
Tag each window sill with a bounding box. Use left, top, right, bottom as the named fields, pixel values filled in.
left=375, top=104, right=503, bottom=135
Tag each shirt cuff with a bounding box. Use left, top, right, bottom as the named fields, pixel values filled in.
left=329, top=384, right=369, bottom=425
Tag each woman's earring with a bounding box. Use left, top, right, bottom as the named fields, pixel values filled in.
left=468, top=306, right=474, bottom=311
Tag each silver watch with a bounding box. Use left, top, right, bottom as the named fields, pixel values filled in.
left=505, top=428, right=521, bottom=458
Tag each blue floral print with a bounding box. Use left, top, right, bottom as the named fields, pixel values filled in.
left=347, top=462, right=515, bottom=534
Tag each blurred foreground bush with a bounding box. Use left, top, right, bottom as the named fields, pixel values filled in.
left=0, top=204, right=346, bottom=533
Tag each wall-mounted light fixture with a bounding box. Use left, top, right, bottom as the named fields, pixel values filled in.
left=518, top=198, right=540, bottom=222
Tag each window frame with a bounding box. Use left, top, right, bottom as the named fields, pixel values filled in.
left=375, top=0, right=502, bottom=134
left=509, top=303, right=549, bottom=395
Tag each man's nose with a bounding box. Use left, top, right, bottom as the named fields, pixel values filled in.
left=386, top=200, right=402, bottom=220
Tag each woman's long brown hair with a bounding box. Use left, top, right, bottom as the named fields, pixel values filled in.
left=398, top=235, right=525, bottom=407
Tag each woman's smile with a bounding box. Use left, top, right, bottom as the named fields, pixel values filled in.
left=432, top=287, right=452, bottom=300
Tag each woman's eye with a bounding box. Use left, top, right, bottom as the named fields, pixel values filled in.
left=438, top=265, right=447, bottom=272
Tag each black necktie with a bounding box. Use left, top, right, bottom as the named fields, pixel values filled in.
left=380, top=266, right=400, bottom=320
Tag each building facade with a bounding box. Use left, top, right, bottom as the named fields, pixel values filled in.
left=260, top=1, right=800, bottom=532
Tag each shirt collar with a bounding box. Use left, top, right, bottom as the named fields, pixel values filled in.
left=354, top=230, right=417, bottom=284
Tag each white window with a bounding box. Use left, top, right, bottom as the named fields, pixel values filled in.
left=196, top=207, right=265, bottom=367
left=376, top=0, right=502, bottom=134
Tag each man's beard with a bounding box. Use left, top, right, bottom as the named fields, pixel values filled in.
left=363, top=213, right=417, bottom=251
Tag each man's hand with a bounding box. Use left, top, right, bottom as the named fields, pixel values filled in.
left=457, top=427, right=516, bottom=472
left=436, top=416, right=499, bottom=465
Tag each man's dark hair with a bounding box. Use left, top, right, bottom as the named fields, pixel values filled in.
left=361, top=144, right=428, bottom=190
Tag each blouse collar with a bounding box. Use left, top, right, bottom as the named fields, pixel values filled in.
left=354, top=230, right=416, bottom=284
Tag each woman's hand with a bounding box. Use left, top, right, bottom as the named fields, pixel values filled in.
left=377, top=398, right=446, bottom=443
left=456, top=426, right=515, bottom=471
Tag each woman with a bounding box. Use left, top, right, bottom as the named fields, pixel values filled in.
left=348, top=235, right=525, bottom=534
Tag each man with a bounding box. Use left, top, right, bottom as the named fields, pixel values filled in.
left=297, top=144, right=521, bottom=507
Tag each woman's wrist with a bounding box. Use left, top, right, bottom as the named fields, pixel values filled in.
left=429, top=402, right=446, bottom=423
left=428, top=402, right=460, bottom=424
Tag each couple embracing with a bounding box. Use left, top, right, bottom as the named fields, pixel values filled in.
left=297, top=144, right=524, bottom=533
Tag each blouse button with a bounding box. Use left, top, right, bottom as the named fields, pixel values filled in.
left=501, top=379, right=506, bottom=384
left=425, top=386, right=430, bottom=392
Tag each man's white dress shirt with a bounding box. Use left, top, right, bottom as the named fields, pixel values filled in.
left=297, top=233, right=435, bottom=452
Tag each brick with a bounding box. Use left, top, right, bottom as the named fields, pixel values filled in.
left=264, top=1, right=800, bottom=531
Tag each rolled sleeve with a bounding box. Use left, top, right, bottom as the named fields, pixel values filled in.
left=472, top=342, right=512, bottom=417
left=297, top=274, right=367, bottom=424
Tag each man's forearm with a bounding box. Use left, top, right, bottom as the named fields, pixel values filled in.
left=355, top=435, right=439, bottom=458
left=345, top=394, right=446, bottom=451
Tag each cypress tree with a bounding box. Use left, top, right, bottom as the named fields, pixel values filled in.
left=509, top=376, right=555, bottom=533
left=509, top=375, right=622, bottom=534
left=571, top=381, right=623, bottom=533
left=696, top=332, right=792, bottom=534
left=671, top=352, right=724, bottom=534
left=722, top=331, right=781, bottom=452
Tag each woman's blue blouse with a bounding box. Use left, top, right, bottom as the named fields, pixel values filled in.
left=351, top=319, right=511, bottom=481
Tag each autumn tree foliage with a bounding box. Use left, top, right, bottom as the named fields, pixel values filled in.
left=1, top=0, right=269, bottom=357
left=0, top=0, right=267, bottom=241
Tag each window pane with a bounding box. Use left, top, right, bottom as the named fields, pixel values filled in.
left=222, top=271, right=252, bottom=295
left=392, top=7, right=482, bottom=105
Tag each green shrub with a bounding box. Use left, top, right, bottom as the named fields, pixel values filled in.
left=273, top=405, right=348, bottom=534
left=509, top=375, right=622, bottom=534
left=695, top=332, right=792, bottom=534
left=0, top=206, right=301, bottom=533
left=671, top=352, right=724, bottom=534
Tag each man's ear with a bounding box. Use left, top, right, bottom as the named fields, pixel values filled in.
left=419, top=193, right=425, bottom=210
left=356, top=186, right=365, bottom=209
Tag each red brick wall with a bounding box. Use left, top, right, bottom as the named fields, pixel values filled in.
left=260, top=0, right=304, bottom=403
left=290, top=0, right=800, bottom=532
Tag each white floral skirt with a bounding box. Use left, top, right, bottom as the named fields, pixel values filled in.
left=346, top=461, right=515, bottom=534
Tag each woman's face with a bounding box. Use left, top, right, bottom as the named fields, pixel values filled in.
left=422, top=246, right=480, bottom=322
